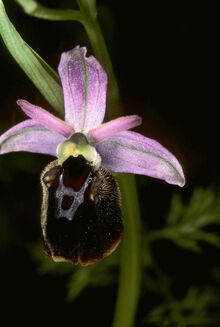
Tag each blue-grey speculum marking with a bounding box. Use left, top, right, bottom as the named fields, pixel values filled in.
left=55, top=172, right=93, bottom=221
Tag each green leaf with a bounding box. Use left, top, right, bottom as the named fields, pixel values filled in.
left=15, top=0, right=84, bottom=21
left=67, top=265, right=95, bottom=301
left=29, top=240, right=119, bottom=302
left=67, top=252, right=119, bottom=301
left=149, top=187, right=220, bottom=252
left=0, top=0, right=64, bottom=115
left=28, top=242, right=73, bottom=275
left=172, top=236, right=202, bottom=253
left=146, top=287, right=220, bottom=326
left=77, top=0, right=97, bottom=19
left=167, top=193, right=185, bottom=225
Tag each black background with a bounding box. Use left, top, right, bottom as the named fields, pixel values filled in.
left=0, top=1, right=218, bottom=326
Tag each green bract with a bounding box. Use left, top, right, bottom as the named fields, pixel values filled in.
left=0, top=0, right=64, bottom=115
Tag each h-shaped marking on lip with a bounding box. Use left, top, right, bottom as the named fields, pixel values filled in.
left=55, top=172, right=93, bottom=221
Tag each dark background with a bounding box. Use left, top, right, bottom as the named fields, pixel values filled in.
left=0, top=1, right=218, bottom=326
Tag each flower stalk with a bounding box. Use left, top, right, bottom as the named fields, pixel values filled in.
left=77, top=2, right=121, bottom=119
left=75, top=2, right=142, bottom=326
left=113, top=174, right=142, bottom=327
left=75, top=2, right=142, bottom=325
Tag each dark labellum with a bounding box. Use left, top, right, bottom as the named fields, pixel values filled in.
left=40, top=155, right=123, bottom=266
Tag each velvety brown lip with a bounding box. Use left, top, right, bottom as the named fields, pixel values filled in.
left=41, top=155, right=123, bottom=266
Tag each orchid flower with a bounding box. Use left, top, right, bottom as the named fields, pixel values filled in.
left=0, top=46, right=184, bottom=186
left=0, top=46, right=185, bottom=265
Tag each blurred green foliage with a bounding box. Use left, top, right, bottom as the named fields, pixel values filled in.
left=30, top=240, right=120, bottom=302
left=146, top=287, right=220, bottom=327
left=149, top=188, right=220, bottom=252
left=24, top=186, right=220, bottom=326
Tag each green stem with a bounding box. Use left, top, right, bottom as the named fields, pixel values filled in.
left=76, top=2, right=142, bottom=326
left=15, top=0, right=84, bottom=21
left=77, top=1, right=122, bottom=120
left=114, top=174, right=141, bottom=327
left=82, top=20, right=122, bottom=119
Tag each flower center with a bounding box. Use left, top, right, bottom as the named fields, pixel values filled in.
left=57, top=132, right=101, bottom=169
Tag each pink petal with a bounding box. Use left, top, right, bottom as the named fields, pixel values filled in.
left=0, top=119, right=65, bottom=156
left=17, top=99, right=75, bottom=138
left=88, top=115, right=142, bottom=144
left=58, top=46, right=107, bottom=131
left=96, top=131, right=185, bottom=187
